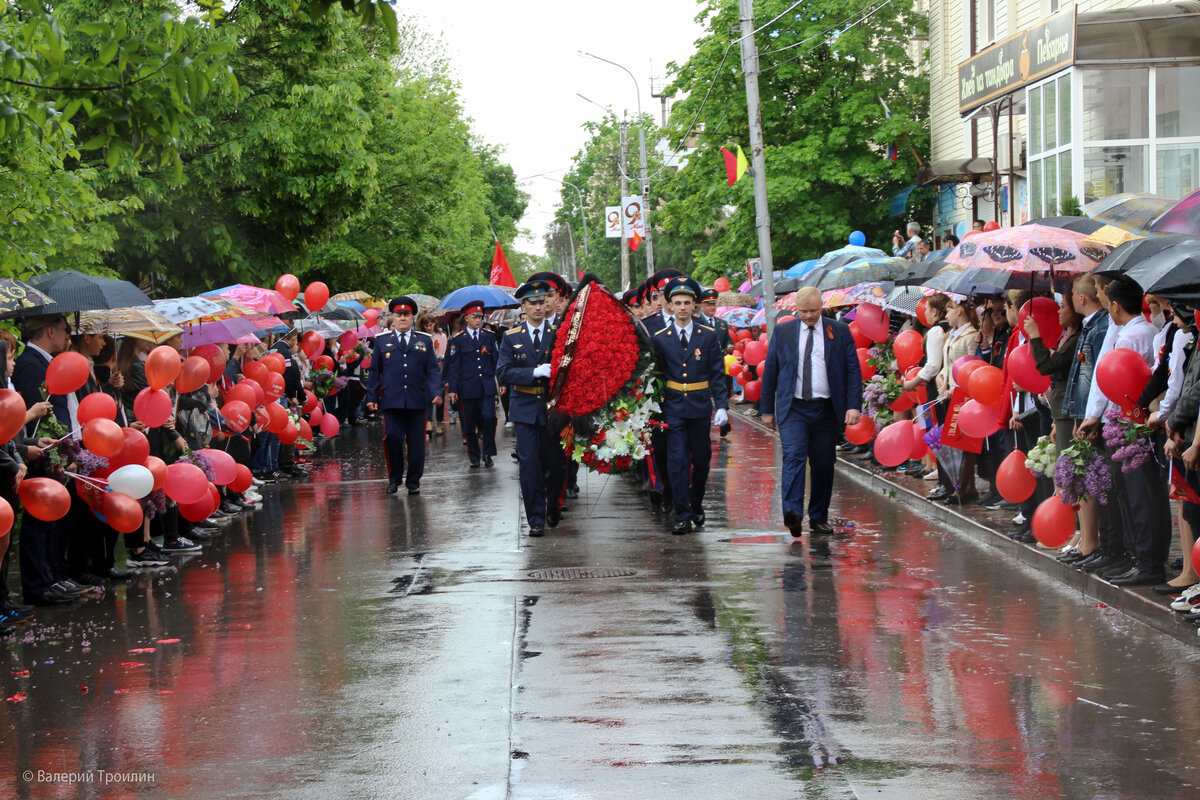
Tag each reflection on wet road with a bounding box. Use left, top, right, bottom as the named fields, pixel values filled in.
left=2, top=420, right=1198, bottom=798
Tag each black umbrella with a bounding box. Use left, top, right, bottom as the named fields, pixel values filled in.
left=1093, top=235, right=1200, bottom=299
left=1023, top=216, right=1104, bottom=234
left=922, top=265, right=1007, bottom=298
left=895, top=257, right=948, bottom=286
left=30, top=270, right=152, bottom=314
left=315, top=304, right=363, bottom=322
left=747, top=276, right=803, bottom=298
left=0, top=278, right=57, bottom=319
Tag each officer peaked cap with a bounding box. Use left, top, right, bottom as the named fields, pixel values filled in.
left=515, top=280, right=553, bottom=301
left=663, top=276, right=702, bottom=300
left=699, top=288, right=720, bottom=302
left=649, top=269, right=684, bottom=292
left=389, top=296, right=418, bottom=314
left=461, top=300, right=486, bottom=315
left=526, top=272, right=570, bottom=295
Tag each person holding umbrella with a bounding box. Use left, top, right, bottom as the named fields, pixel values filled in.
left=446, top=300, right=500, bottom=468
left=365, top=297, right=442, bottom=495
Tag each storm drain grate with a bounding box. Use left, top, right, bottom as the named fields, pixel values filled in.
left=527, top=567, right=637, bottom=581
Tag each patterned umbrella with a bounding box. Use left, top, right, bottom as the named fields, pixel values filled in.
left=409, top=293, right=441, bottom=309
left=1083, top=193, right=1175, bottom=232
left=180, top=317, right=260, bottom=347
left=0, top=278, right=57, bottom=319
left=812, top=244, right=888, bottom=271
left=203, top=284, right=295, bottom=314
left=144, top=297, right=224, bottom=324
left=821, top=281, right=893, bottom=309
left=882, top=286, right=946, bottom=316
left=77, top=307, right=182, bottom=338
left=294, top=317, right=346, bottom=338
left=1084, top=225, right=1144, bottom=249
left=946, top=224, right=1109, bottom=274
left=1149, top=189, right=1200, bottom=235
left=716, top=291, right=755, bottom=306
left=717, top=307, right=758, bottom=329
left=815, top=257, right=910, bottom=291
left=1023, top=215, right=1104, bottom=234
left=332, top=290, right=372, bottom=303
left=774, top=292, right=795, bottom=310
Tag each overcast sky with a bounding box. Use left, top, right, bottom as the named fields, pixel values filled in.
left=401, top=1, right=708, bottom=258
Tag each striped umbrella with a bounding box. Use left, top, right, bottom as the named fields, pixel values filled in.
left=1083, top=192, right=1175, bottom=232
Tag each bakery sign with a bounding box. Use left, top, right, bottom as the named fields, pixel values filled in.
left=958, top=6, right=1076, bottom=115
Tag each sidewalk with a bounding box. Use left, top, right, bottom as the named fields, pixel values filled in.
left=731, top=405, right=1200, bottom=648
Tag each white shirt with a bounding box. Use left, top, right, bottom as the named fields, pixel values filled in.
left=793, top=318, right=829, bottom=400
left=1084, top=317, right=1122, bottom=420
left=1161, top=328, right=1192, bottom=418
left=916, top=325, right=945, bottom=383
left=526, top=322, right=547, bottom=345
left=674, top=321, right=694, bottom=343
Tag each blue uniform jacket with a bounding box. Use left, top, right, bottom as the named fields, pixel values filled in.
left=643, top=310, right=669, bottom=335
left=364, top=329, right=442, bottom=411
left=698, top=314, right=733, bottom=352
left=12, top=345, right=70, bottom=435
left=445, top=329, right=499, bottom=399
left=496, top=323, right=556, bottom=425
left=652, top=323, right=729, bottom=419
left=759, top=318, right=862, bottom=430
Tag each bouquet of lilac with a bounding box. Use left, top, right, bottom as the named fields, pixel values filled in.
left=1054, top=438, right=1111, bottom=505
left=1101, top=407, right=1155, bottom=473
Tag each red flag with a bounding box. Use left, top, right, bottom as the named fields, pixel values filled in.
left=1170, top=464, right=1200, bottom=505
left=721, top=147, right=737, bottom=186
left=629, top=231, right=643, bottom=252
left=489, top=241, right=516, bottom=288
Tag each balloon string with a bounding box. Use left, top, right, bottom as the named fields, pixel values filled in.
left=64, top=471, right=108, bottom=489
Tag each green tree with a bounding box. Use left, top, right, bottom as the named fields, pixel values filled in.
left=656, top=0, right=930, bottom=283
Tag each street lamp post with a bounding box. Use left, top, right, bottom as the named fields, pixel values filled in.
left=558, top=177, right=589, bottom=271
left=580, top=52, right=655, bottom=277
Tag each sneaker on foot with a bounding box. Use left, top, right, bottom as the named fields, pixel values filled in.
left=127, top=549, right=170, bottom=567
left=161, top=538, right=202, bottom=554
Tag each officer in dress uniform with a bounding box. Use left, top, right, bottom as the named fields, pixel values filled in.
left=641, top=269, right=683, bottom=334
left=698, top=287, right=735, bottom=437
left=641, top=269, right=683, bottom=509
left=445, top=300, right=501, bottom=468
left=527, top=272, right=571, bottom=328
left=652, top=276, right=730, bottom=534
left=496, top=280, right=566, bottom=537
left=365, top=296, right=442, bottom=495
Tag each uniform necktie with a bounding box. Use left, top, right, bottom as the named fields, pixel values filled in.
left=680, top=328, right=688, bottom=350
left=401, top=333, right=408, bottom=350
left=533, top=327, right=541, bottom=353
left=802, top=325, right=814, bottom=401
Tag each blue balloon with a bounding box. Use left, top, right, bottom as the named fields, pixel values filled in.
left=848, top=230, right=866, bottom=247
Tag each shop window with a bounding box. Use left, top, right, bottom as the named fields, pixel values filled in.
left=1030, top=160, right=1043, bottom=219
left=1157, top=143, right=1200, bottom=198
left=1157, top=66, right=1200, bottom=139
left=1082, top=68, right=1149, bottom=141
left=1057, top=74, right=1071, bottom=146
left=1084, top=146, right=1148, bottom=202
left=1044, top=81, right=1057, bottom=151
left=1029, top=86, right=1042, bottom=155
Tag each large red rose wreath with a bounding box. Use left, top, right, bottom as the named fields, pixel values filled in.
left=550, top=281, right=640, bottom=416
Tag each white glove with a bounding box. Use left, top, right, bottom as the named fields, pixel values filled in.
left=533, top=364, right=552, bottom=379
left=713, top=408, right=728, bottom=427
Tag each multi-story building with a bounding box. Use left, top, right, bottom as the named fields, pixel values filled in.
left=923, top=0, right=1200, bottom=240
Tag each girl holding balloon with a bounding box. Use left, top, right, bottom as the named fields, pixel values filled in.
left=933, top=298, right=981, bottom=505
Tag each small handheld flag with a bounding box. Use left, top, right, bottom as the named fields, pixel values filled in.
left=721, top=145, right=750, bottom=186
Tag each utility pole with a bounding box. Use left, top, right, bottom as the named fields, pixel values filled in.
left=738, top=0, right=777, bottom=335
left=619, top=118, right=630, bottom=291
left=564, top=224, right=578, bottom=279
left=649, top=73, right=668, bottom=127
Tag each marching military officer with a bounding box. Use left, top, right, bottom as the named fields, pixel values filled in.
left=698, top=287, right=735, bottom=437
left=651, top=276, right=729, bottom=535
left=526, top=272, right=571, bottom=327
left=640, top=270, right=682, bottom=334
left=496, top=280, right=566, bottom=537
left=445, top=300, right=501, bottom=468
left=365, top=296, right=442, bottom=495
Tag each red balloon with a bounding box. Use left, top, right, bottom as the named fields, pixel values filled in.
left=266, top=402, right=289, bottom=434
left=110, top=428, right=150, bottom=469
left=320, top=414, right=340, bottom=437
left=300, top=330, right=324, bottom=359
left=844, top=415, right=876, bottom=445
left=103, top=492, right=144, bottom=534
left=951, top=355, right=982, bottom=385
left=221, top=400, right=252, bottom=433
left=735, top=371, right=751, bottom=387
left=19, top=478, right=71, bottom=521
left=254, top=407, right=270, bottom=429
left=77, top=392, right=117, bottom=425
left=1018, top=297, right=1063, bottom=346
left=145, top=346, right=182, bottom=391
left=915, top=296, right=931, bottom=328
left=997, top=449, right=1037, bottom=503
left=729, top=362, right=744, bottom=379
left=714, top=277, right=731, bottom=292
left=983, top=220, right=1001, bottom=231
left=0, top=389, right=24, bottom=446
left=968, top=365, right=1005, bottom=406
left=743, top=379, right=762, bottom=403
left=297, top=418, right=313, bottom=444
left=848, top=320, right=872, bottom=349
left=133, top=388, right=172, bottom=427
left=909, top=421, right=930, bottom=460
left=77, top=467, right=111, bottom=509
left=179, top=483, right=221, bottom=523
left=743, top=341, right=768, bottom=367
left=889, top=393, right=915, bottom=412
left=893, top=330, right=923, bottom=371
left=144, top=455, right=167, bottom=491
left=309, top=406, right=325, bottom=427
left=778, top=315, right=796, bottom=324
left=198, top=448, right=237, bottom=486
left=363, top=308, right=380, bottom=326
left=856, top=303, right=889, bottom=342
left=278, top=421, right=300, bottom=445
left=856, top=348, right=876, bottom=380
left=305, top=281, right=330, bottom=311
left=82, top=418, right=125, bottom=458
left=737, top=329, right=755, bottom=342
left=176, top=356, right=210, bottom=394
left=339, top=330, right=358, bottom=350
left=192, top=344, right=228, bottom=384
left=259, top=353, right=286, bottom=375
left=1032, top=495, right=1076, bottom=547
left=230, top=464, right=254, bottom=493
left=0, top=497, right=12, bottom=535
left=276, top=274, right=301, bottom=302
left=958, top=399, right=1002, bottom=438
left=315, top=355, right=336, bottom=373
left=263, top=373, right=286, bottom=402
left=164, top=462, right=209, bottom=504
left=757, top=332, right=769, bottom=344
left=45, top=351, right=90, bottom=395
left=224, top=382, right=257, bottom=409
left=242, top=359, right=269, bottom=385
left=1007, top=343, right=1051, bottom=394
left=1096, top=347, right=1151, bottom=410
left=874, top=420, right=915, bottom=467
left=1192, top=537, right=1200, bottom=577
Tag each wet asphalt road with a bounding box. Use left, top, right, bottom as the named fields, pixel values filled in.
left=3, top=419, right=1200, bottom=799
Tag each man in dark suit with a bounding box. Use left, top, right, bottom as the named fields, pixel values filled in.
left=760, top=287, right=862, bottom=537
left=652, top=277, right=729, bottom=534
left=365, top=296, right=442, bottom=495
left=446, top=300, right=500, bottom=468
left=497, top=280, right=566, bottom=537
left=13, top=314, right=71, bottom=433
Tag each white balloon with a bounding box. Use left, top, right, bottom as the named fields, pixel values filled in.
left=107, top=464, right=154, bottom=500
